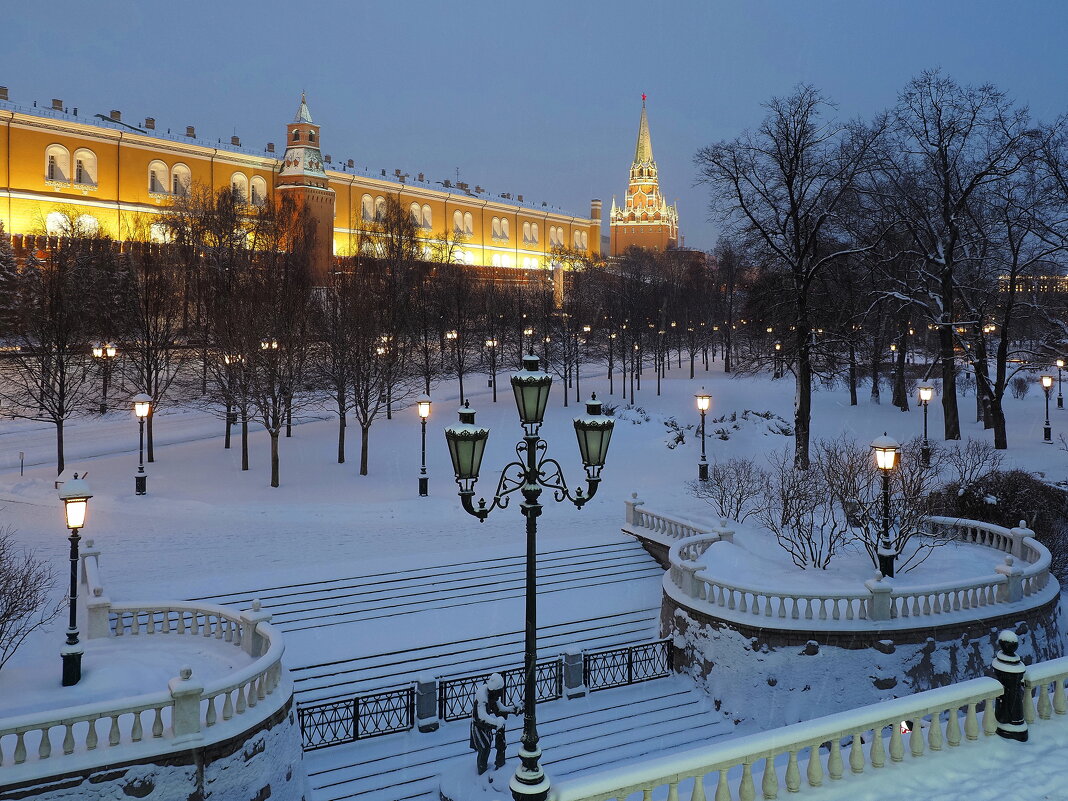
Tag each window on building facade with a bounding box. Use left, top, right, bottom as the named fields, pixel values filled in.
left=421, top=204, right=432, bottom=229
left=453, top=210, right=463, bottom=234
left=309, top=131, right=316, bottom=142
left=411, top=202, right=422, bottom=225
left=148, top=160, right=168, bottom=193
left=463, top=212, right=473, bottom=236
left=72, top=148, right=97, bottom=185
left=523, top=221, right=531, bottom=242
left=45, top=144, right=70, bottom=182
left=374, top=196, right=386, bottom=222
left=292, top=130, right=299, bottom=142
left=171, top=164, right=191, bottom=196
left=492, top=217, right=501, bottom=239
left=362, top=194, right=374, bottom=222
left=250, top=176, right=267, bottom=206
left=501, top=219, right=509, bottom=240
left=231, top=172, right=249, bottom=203
left=76, top=214, right=99, bottom=235
left=531, top=223, right=539, bottom=244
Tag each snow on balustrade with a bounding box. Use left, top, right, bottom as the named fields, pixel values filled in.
left=623, top=493, right=720, bottom=547
left=665, top=516, right=1057, bottom=633
left=0, top=549, right=288, bottom=784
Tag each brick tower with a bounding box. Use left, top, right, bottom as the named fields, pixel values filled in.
left=609, top=96, right=679, bottom=256
left=276, top=94, right=335, bottom=283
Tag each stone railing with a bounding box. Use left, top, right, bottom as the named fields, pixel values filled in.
left=0, top=546, right=287, bottom=784
left=666, top=517, right=1056, bottom=632
left=623, top=494, right=726, bottom=547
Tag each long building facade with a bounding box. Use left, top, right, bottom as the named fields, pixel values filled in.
left=0, top=88, right=601, bottom=280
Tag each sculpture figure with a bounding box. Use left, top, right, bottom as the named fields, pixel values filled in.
left=470, top=673, right=516, bottom=777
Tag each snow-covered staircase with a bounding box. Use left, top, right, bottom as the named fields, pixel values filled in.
left=304, top=677, right=731, bottom=801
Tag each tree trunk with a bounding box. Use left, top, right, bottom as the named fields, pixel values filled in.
left=338, top=411, right=346, bottom=464
left=794, top=320, right=812, bottom=470
left=848, top=341, right=858, bottom=406
left=56, top=419, right=65, bottom=476
left=241, top=413, right=249, bottom=471
left=360, top=424, right=370, bottom=476
left=938, top=326, right=961, bottom=440
left=270, top=431, right=279, bottom=488
left=147, top=412, right=155, bottom=462
left=224, top=401, right=232, bottom=449
left=991, top=397, right=1008, bottom=450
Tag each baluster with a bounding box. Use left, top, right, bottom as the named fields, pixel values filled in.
left=177, top=611, right=186, bottom=634
left=922, top=595, right=932, bottom=615
left=38, top=726, right=51, bottom=760
left=643, top=789, right=653, bottom=801
left=765, top=595, right=773, bottom=617
left=819, top=598, right=828, bottom=621
left=714, top=768, right=731, bottom=801
left=952, top=591, right=962, bottom=611
left=909, top=722, right=924, bottom=757
left=14, top=732, right=26, bottom=764
left=831, top=599, right=840, bottom=620
left=131, top=712, right=143, bottom=742
left=933, top=594, right=943, bottom=614
left=190, top=613, right=199, bottom=635
left=236, top=685, right=247, bottom=714
left=1023, top=684, right=1036, bottom=724
left=790, top=598, right=799, bottom=620
left=965, top=703, right=979, bottom=740
left=690, top=773, right=707, bottom=801
left=803, top=599, right=812, bottom=621
left=785, top=750, right=801, bottom=790
left=911, top=597, right=922, bottom=616
left=761, top=756, right=778, bottom=799
left=206, top=696, right=218, bottom=727
left=203, top=615, right=213, bottom=637
left=806, top=743, right=823, bottom=786
left=728, top=589, right=737, bottom=611
left=109, top=715, right=121, bottom=746
left=900, top=597, right=910, bottom=618
left=152, top=707, right=164, bottom=738
left=1054, top=679, right=1066, bottom=715
left=257, top=674, right=267, bottom=701
left=223, top=691, right=234, bottom=720
left=928, top=711, right=943, bottom=751
left=845, top=599, right=854, bottom=620
left=146, top=609, right=155, bottom=634
left=216, top=616, right=225, bottom=639
left=946, top=707, right=961, bottom=746
left=62, top=723, right=75, bottom=755
left=667, top=780, right=680, bottom=801
left=827, top=739, right=843, bottom=780
left=849, top=733, right=864, bottom=773
left=86, top=718, right=98, bottom=750
left=738, top=762, right=755, bottom=801
left=889, top=723, right=904, bottom=761
left=1038, top=683, right=1052, bottom=720
left=738, top=592, right=747, bottom=613
left=131, top=610, right=141, bottom=634
left=982, top=698, right=998, bottom=736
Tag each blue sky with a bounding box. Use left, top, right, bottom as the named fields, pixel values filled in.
left=3, top=1, right=1067, bottom=250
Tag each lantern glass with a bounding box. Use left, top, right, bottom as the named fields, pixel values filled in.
left=1041, top=374, right=1054, bottom=389
left=105, top=344, right=117, bottom=358
left=511, top=354, right=552, bottom=427
left=574, top=394, right=615, bottom=469
left=417, top=394, right=432, bottom=419
left=871, top=433, right=899, bottom=472
left=444, top=403, right=489, bottom=482
left=133, top=393, right=152, bottom=419
left=918, top=386, right=933, bottom=403
left=59, top=474, right=92, bottom=530
left=1057, top=359, right=1065, bottom=369
left=64, top=499, right=87, bottom=530
left=92, top=345, right=103, bottom=358
left=695, top=390, right=711, bottom=412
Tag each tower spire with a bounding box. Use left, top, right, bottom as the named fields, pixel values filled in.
left=634, top=98, right=653, bottom=165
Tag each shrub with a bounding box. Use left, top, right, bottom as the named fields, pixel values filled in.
left=0, top=525, right=63, bottom=673
left=1010, top=376, right=1030, bottom=399
left=689, top=457, right=768, bottom=523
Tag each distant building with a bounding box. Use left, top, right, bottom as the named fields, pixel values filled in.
left=0, top=88, right=600, bottom=282
left=609, top=98, right=679, bottom=256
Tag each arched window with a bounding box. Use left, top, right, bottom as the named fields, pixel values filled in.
left=171, top=164, right=191, bottom=196
left=531, top=223, right=539, bottom=244
left=148, top=160, right=168, bottom=193
left=548, top=226, right=557, bottom=247
left=411, top=202, right=422, bottom=225
left=231, top=172, right=249, bottom=203
left=76, top=214, right=99, bottom=235
left=72, top=148, right=97, bottom=186
left=501, top=219, right=509, bottom=240
left=374, top=196, right=386, bottom=222
left=491, top=217, right=501, bottom=239
left=501, top=254, right=512, bottom=268
left=464, top=250, right=474, bottom=265
left=250, top=176, right=267, bottom=206
left=362, top=194, right=374, bottom=222
left=309, top=130, right=316, bottom=143
left=574, top=230, right=582, bottom=248
left=523, top=221, right=531, bottom=242
left=581, top=231, right=589, bottom=249
left=491, top=253, right=501, bottom=267
left=45, top=211, right=68, bottom=236
left=421, top=204, right=432, bottom=229
left=45, top=144, right=70, bottom=182
left=292, top=130, right=300, bottom=142
left=463, top=212, right=473, bottom=236
left=454, top=248, right=466, bottom=264
left=453, top=210, right=463, bottom=234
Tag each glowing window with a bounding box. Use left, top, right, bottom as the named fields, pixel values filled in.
left=231, top=172, right=249, bottom=203
left=411, top=202, right=422, bottom=225
left=492, top=217, right=501, bottom=239
left=148, top=160, right=168, bottom=193
left=250, top=175, right=267, bottom=206
left=501, top=219, right=509, bottom=240
left=171, top=164, right=191, bottom=196
left=362, top=194, right=374, bottom=222
left=523, top=222, right=531, bottom=242
left=463, top=212, right=473, bottom=236
left=374, top=196, right=385, bottom=221
left=45, top=144, right=70, bottom=182
left=453, top=210, right=463, bottom=234
left=531, top=223, right=539, bottom=244
left=421, top=204, right=432, bottom=229
left=72, top=148, right=97, bottom=185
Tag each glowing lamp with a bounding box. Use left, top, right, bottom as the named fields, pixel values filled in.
left=695, top=389, right=711, bottom=412
left=1041, top=374, right=1054, bottom=390
left=91, top=345, right=103, bottom=358
left=511, top=354, right=552, bottom=427
left=573, top=394, right=614, bottom=470
left=918, top=386, right=934, bottom=403
left=1058, top=359, right=1065, bottom=369
left=871, top=433, right=900, bottom=472
left=417, top=394, right=432, bottom=419
left=59, top=473, right=92, bottom=530
left=106, top=344, right=116, bottom=358
left=444, top=401, right=489, bottom=484
left=132, top=393, right=152, bottom=419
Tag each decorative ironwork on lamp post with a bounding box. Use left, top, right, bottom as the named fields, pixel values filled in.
left=872, top=433, right=900, bottom=578
left=695, top=388, right=711, bottom=481
left=417, top=394, right=431, bottom=496
left=444, top=354, right=614, bottom=801
left=1041, top=374, right=1053, bottom=443
left=58, top=474, right=92, bottom=686
left=918, top=386, right=933, bottom=467
left=133, top=394, right=152, bottom=495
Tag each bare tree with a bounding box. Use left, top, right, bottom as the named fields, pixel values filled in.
left=689, top=457, right=768, bottom=523
left=0, top=524, right=62, bottom=673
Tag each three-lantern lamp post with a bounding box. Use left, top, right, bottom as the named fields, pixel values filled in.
left=133, top=394, right=152, bottom=495
left=695, top=389, right=711, bottom=481
left=444, top=354, right=614, bottom=801
left=918, top=386, right=933, bottom=467
left=1041, top=374, right=1054, bottom=443
left=91, top=343, right=117, bottom=415
left=59, top=474, right=92, bottom=686
left=417, top=394, right=431, bottom=496
left=872, top=434, right=900, bottom=578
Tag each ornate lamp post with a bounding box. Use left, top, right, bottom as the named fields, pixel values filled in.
left=133, top=394, right=152, bottom=495
left=417, top=394, right=431, bottom=496
left=445, top=330, right=462, bottom=403
left=1057, top=359, right=1064, bottom=410
left=444, top=354, right=614, bottom=801
left=59, top=473, right=92, bottom=686
left=695, top=388, right=711, bottom=481
left=871, top=433, right=900, bottom=578
left=91, top=343, right=117, bottom=414
left=773, top=342, right=782, bottom=379
left=1041, top=374, right=1053, bottom=443
left=223, top=354, right=244, bottom=449
left=918, top=386, right=933, bottom=467
left=486, top=338, right=499, bottom=402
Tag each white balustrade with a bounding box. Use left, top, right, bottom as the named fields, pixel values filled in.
left=623, top=493, right=720, bottom=547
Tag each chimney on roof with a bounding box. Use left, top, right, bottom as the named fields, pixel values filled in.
left=517, top=195, right=523, bottom=203
left=0, top=87, right=8, bottom=101
left=231, top=135, right=241, bottom=146
left=418, top=173, right=424, bottom=182
left=443, top=179, right=452, bottom=188
left=185, top=125, right=196, bottom=138
left=590, top=198, right=602, bottom=221
left=109, top=109, right=121, bottom=122
left=347, top=159, right=354, bottom=168
left=381, top=169, right=386, bottom=176
left=325, top=154, right=331, bottom=164
left=52, top=99, right=63, bottom=111
left=144, top=117, right=155, bottom=130
left=266, top=142, right=275, bottom=153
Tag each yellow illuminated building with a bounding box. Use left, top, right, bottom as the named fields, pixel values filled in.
left=0, top=88, right=601, bottom=279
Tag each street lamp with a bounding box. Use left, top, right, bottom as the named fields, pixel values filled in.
left=871, top=433, right=900, bottom=578
left=486, top=338, right=499, bottom=402
left=133, top=394, right=152, bottom=495
left=444, top=354, right=614, bottom=801
left=1041, top=375, right=1053, bottom=443
left=918, top=386, right=934, bottom=467
left=59, top=473, right=92, bottom=686
left=695, top=388, right=711, bottom=481
left=91, top=343, right=117, bottom=414
left=1057, top=359, right=1064, bottom=410
left=445, top=330, right=462, bottom=403
left=773, top=342, right=782, bottom=379
left=417, top=394, right=431, bottom=496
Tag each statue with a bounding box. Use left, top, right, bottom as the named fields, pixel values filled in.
left=470, top=673, right=517, bottom=778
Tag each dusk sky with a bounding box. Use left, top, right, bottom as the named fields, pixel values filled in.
left=4, top=0, right=1067, bottom=250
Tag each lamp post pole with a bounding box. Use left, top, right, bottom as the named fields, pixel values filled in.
left=872, top=434, right=900, bottom=579
left=445, top=356, right=613, bottom=801
left=58, top=474, right=92, bottom=686
left=92, top=344, right=116, bottom=414
left=919, top=386, right=933, bottom=467
left=1057, top=360, right=1064, bottom=410
left=1042, top=375, right=1053, bottom=443
left=417, top=395, right=431, bottom=496
left=695, top=389, right=711, bottom=481
left=133, top=394, right=151, bottom=495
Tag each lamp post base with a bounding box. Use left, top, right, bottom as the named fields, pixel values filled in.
left=1043, top=425, right=1052, bottom=443
left=1059, top=396, right=1064, bottom=410
left=419, top=475, right=429, bottom=497
left=135, top=472, right=148, bottom=495
left=877, top=550, right=895, bottom=580
left=698, top=461, right=709, bottom=481
left=61, top=645, right=83, bottom=686
left=508, top=745, right=550, bottom=801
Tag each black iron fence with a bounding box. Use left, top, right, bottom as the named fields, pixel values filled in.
left=299, top=685, right=414, bottom=751
left=584, top=639, right=672, bottom=691
left=439, top=658, right=562, bottom=722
